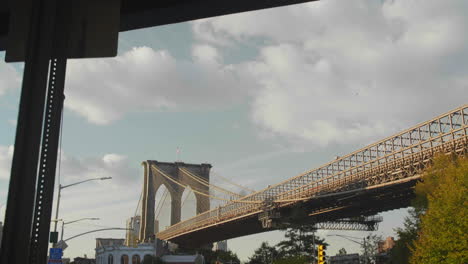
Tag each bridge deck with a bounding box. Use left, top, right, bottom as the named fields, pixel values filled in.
left=157, top=105, right=468, bottom=247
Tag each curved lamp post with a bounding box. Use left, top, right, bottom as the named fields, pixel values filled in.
left=52, top=177, right=112, bottom=246
left=60, top=217, right=100, bottom=241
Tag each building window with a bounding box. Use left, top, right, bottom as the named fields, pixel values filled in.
left=121, top=254, right=129, bottom=264
left=108, top=254, right=114, bottom=264
left=132, top=255, right=141, bottom=264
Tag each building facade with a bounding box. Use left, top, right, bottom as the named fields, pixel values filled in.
left=378, top=237, right=395, bottom=253
left=72, top=257, right=96, bottom=264
left=125, top=216, right=141, bottom=247
left=95, top=238, right=155, bottom=264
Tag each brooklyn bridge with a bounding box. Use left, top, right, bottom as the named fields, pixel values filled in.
left=135, top=105, right=468, bottom=248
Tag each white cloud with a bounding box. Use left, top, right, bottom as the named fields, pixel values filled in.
left=59, top=152, right=138, bottom=187
left=0, top=61, right=21, bottom=96
left=7, top=119, right=17, bottom=126
left=193, top=0, right=468, bottom=146
left=0, top=145, right=13, bottom=180
left=65, top=46, right=254, bottom=125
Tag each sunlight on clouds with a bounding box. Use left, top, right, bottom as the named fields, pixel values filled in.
left=193, top=0, right=468, bottom=147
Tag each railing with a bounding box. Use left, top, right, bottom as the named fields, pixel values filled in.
left=158, top=105, right=468, bottom=240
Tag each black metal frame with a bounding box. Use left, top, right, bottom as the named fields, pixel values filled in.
left=0, top=0, right=68, bottom=263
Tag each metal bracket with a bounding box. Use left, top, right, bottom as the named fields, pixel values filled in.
left=258, top=198, right=280, bottom=229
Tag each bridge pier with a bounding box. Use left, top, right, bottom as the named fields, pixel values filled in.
left=171, top=192, right=182, bottom=225
left=139, top=161, right=212, bottom=242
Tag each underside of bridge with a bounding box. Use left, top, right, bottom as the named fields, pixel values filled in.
left=170, top=178, right=416, bottom=248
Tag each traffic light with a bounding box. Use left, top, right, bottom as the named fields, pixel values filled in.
left=317, top=244, right=327, bottom=264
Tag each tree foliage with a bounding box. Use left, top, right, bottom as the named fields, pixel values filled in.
left=195, top=249, right=240, bottom=264
left=273, top=255, right=309, bottom=264
left=276, top=225, right=326, bottom=260
left=247, top=225, right=326, bottom=264
left=360, top=234, right=383, bottom=264
left=387, top=208, right=422, bottom=264
left=338, top=248, right=347, bottom=255
left=247, top=242, right=279, bottom=264
left=409, top=154, right=468, bottom=263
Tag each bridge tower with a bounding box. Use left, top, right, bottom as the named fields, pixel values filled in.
left=139, top=160, right=212, bottom=242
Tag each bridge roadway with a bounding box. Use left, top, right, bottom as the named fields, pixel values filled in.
left=157, top=105, right=468, bottom=248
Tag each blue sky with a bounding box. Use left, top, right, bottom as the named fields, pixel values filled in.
left=1, top=0, right=468, bottom=261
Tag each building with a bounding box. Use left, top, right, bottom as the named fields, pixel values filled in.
left=329, top=253, right=360, bottom=264
left=125, top=216, right=141, bottom=247
left=95, top=238, right=155, bottom=264
left=213, top=240, right=227, bottom=252
left=378, top=236, right=395, bottom=253
left=72, top=256, right=96, bottom=264
left=161, top=254, right=205, bottom=264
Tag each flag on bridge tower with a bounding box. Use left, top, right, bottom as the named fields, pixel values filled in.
left=176, top=147, right=181, bottom=162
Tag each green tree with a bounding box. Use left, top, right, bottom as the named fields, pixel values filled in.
left=276, top=225, right=326, bottom=261
left=247, top=242, right=279, bottom=264
left=360, top=234, right=382, bottom=264
left=387, top=208, right=422, bottom=264
left=273, top=255, right=309, bottom=264
left=338, top=248, right=347, bottom=255
left=410, top=155, right=468, bottom=263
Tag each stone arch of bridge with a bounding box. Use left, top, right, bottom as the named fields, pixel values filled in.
left=139, top=160, right=211, bottom=242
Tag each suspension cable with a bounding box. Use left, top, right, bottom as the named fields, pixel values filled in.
left=133, top=189, right=143, bottom=218
left=181, top=188, right=193, bottom=207
left=155, top=189, right=169, bottom=220
left=152, top=165, right=261, bottom=204
left=179, top=167, right=242, bottom=198
left=211, top=171, right=256, bottom=193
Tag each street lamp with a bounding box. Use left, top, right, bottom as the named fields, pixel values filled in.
left=61, top=217, right=100, bottom=241
left=52, top=177, right=112, bottom=246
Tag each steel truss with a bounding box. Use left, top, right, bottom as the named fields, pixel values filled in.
left=158, top=105, right=468, bottom=241
left=314, top=216, right=383, bottom=231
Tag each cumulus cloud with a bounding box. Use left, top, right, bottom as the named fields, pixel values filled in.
left=0, top=61, right=21, bottom=96
left=65, top=46, right=254, bottom=125
left=193, top=0, right=468, bottom=146
left=59, top=152, right=138, bottom=187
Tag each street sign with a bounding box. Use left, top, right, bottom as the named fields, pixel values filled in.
left=56, top=240, right=69, bottom=251
left=49, top=248, right=63, bottom=260
left=50, top=231, right=59, bottom=243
